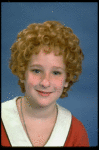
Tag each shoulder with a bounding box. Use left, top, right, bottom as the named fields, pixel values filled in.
left=56, top=104, right=72, bottom=132
left=2, top=99, right=14, bottom=108
left=1, top=96, right=22, bottom=123
left=71, top=115, right=89, bottom=140
left=56, top=105, right=89, bottom=147
left=1, top=96, right=22, bottom=109
left=2, top=98, right=16, bottom=115
left=2, top=97, right=18, bottom=105
left=57, top=104, right=72, bottom=118
left=64, top=115, right=89, bottom=147
left=57, top=105, right=86, bottom=136
left=72, top=115, right=85, bottom=131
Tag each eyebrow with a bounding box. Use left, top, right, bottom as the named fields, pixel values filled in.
left=30, top=64, right=65, bottom=71
left=30, top=64, right=43, bottom=68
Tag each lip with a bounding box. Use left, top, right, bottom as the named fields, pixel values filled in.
left=36, top=90, right=52, bottom=97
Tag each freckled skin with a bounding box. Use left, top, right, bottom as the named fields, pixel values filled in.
left=24, top=48, right=68, bottom=107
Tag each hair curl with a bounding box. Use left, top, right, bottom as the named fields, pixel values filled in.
left=9, top=21, right=84, bottom=98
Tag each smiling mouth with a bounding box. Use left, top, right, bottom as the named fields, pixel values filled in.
left=36, top=90, right=53, bottom=97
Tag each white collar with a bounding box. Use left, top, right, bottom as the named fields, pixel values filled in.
left=2, top=97, right=72, bottom=147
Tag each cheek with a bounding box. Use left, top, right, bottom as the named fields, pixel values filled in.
left=54, top=78, right=65, bottom=91
left=25, top=74, right=40, bottom=88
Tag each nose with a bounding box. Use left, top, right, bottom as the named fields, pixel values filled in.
left=39, top=73, right=50, bottom=88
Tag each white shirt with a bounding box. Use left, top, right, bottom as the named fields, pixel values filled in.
left=1, top=96, right=72, bottom=147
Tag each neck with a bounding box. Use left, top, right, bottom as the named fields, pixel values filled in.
left=21, top=96, right=57, bottom=120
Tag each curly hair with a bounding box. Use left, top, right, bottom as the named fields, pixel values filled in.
left=9, top=20, right=84, bottom=98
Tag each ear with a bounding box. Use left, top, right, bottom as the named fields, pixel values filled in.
left=64, top=82, right=68, bottom=88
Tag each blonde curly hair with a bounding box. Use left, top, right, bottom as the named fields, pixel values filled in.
left=9, top=21, right=84, bottom=98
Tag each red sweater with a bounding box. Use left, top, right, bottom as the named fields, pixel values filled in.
left=1, top=116, right=89, bottom=147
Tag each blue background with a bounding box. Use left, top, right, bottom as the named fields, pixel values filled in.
left=1, top=2, right=98, bottom=147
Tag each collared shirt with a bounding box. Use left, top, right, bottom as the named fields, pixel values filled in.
left=1, top=97, right=89, bottom=147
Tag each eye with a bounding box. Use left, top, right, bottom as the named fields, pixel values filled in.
left=53, top=71, right=61, bottom=75
left=32, top=69, right=41, bottom=74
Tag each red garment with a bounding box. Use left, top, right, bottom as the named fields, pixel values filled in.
left=64, top=116, right=89, bottom=147
left=1, top=116, right=89, bottom=147
left=1, top=121, right=11, bottom=147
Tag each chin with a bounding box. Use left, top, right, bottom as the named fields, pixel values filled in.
left=34, top=97, right=55, bottom=108
left=25, top=90, right=61, bottom=107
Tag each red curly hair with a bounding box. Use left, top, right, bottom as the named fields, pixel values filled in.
left=9, top=21, right=84, bottom=98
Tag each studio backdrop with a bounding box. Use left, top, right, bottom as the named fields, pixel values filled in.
left=1, top=2, right=98, bottom=147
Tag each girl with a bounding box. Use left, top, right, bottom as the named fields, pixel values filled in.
left=1, top=21, right=89, bottom=147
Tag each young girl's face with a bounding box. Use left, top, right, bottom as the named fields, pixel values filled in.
left=24, top=46, right=68, bottom=107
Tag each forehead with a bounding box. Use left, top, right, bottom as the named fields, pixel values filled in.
left=32, top=44, right=64, bottom=56
left=29, top=45, right=65, bottom=68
